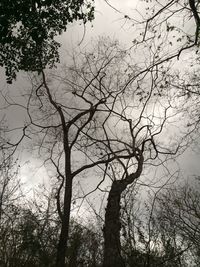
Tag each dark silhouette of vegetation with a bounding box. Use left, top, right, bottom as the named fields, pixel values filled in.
left=1, top=173, right=200, bottom=266
left=0, top=0, right=94, bottom=83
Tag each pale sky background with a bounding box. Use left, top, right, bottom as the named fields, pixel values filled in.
left=1, top=0, right=200, bottom=212
left=60, top=0, right=139, bottom=44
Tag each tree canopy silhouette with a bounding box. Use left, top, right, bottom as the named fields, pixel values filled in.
left=0, top=0, right=94, bottom=83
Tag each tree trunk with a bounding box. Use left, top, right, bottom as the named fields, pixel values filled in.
left=56, top=176, right=73, bottom=267
left=103, top=180, right=126, bottom=267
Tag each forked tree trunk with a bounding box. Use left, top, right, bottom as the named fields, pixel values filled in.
left=103, top=153, right=144, bottom=267
left=103, top=180, right=126, bottom=267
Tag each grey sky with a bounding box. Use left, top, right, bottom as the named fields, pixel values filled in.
left=0, top=0, right=200, bottom=206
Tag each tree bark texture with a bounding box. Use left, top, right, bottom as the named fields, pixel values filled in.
left=103, top=180, right=126, bottom=267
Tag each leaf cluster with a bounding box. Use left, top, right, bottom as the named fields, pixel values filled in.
left=0, top=0, right=95, bottom=83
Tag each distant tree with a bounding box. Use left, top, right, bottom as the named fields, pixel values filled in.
left=155, top=179, right=200, bottom=266
left=0, top=156, right=21, bottom=221
left=66, top=219, right=103, bottom=267
left=0, top=0, right=94, bottom=83
left=0, top=184, right=59, bottom=267
left=0, top=183, right=103, bottom=267
left=121, top=186, right=190, bottom=267
left=0, top=153, right=23, bottom=266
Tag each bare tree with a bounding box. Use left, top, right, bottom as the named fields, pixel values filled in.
left=17, top=38, right=142, bottom=267
left=57, top=39, right=184, bottom=267
left=100, top=77, right=181, bottom=266
left=2, top=37, right=186, bottom=266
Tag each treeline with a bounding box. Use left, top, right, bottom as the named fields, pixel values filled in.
left=1, top=157, right=200, bottom=267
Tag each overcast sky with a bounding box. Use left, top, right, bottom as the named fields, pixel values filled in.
left=1, top=0, right=200, bottom=205
left=1, top=0, right=142, bottom=189
left=59, top=0, right=141, bottom=53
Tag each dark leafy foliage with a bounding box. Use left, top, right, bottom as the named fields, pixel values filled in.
left=0, top=0, right=95, bottom=83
